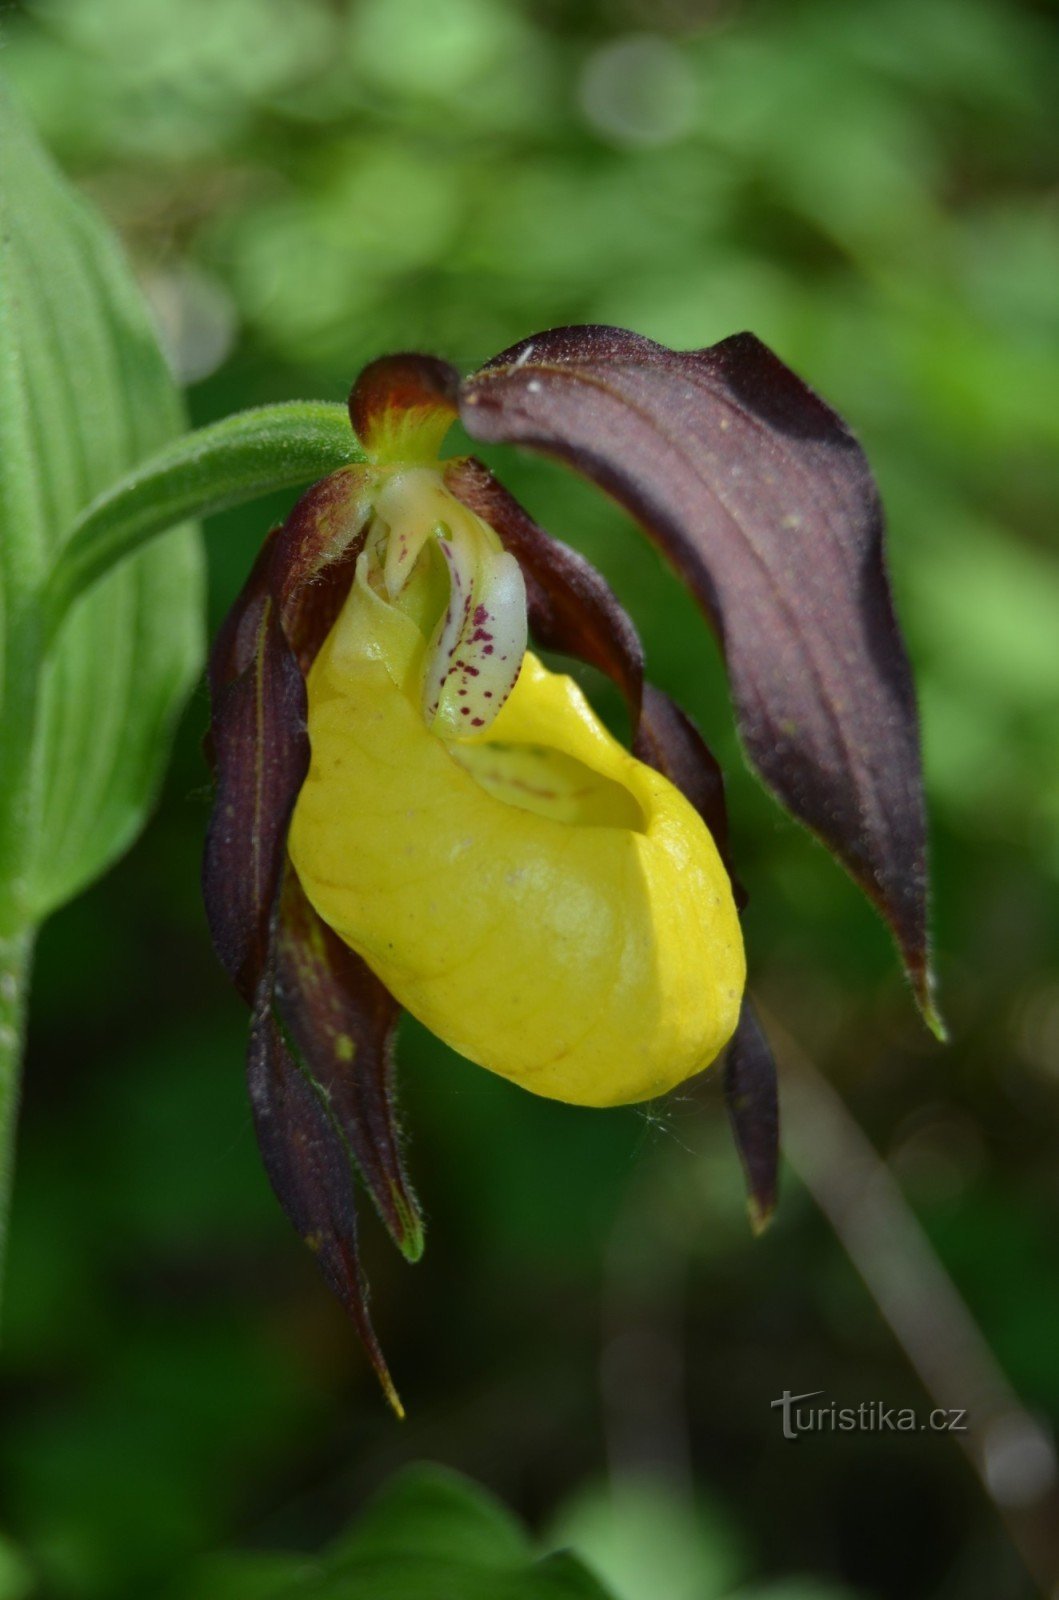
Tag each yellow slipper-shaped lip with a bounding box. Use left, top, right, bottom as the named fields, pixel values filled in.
left=289, top=552, right=745, bottom=1108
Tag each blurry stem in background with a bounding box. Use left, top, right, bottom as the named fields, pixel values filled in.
left=602, top=1181, right=694, bottom=1503
left=40, top=399, right=364, bottom=644
left=773, top=1017, right=1059, bottom=1600
left=0, top=929, right=32, bottom=1318
left=602, top=1035, right=1059, bottom=1596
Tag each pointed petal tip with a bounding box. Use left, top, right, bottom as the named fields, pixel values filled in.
left=907, top=952, right=947, bottom=1042
left=748, top=1194, right=777, bottom=1238
left=926, top=1011, right=950, bottom=1045
left=920, top=989, right=949, bottom=1044
left=723, top=1000, right=780, bottom=1233
left=357, top=1317, right=405, bottom=1415
left=380, top=1369, right=406, bottom=1421
left=392, top=1185, right=426, bottom=1263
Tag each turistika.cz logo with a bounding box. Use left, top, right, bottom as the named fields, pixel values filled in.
left=771, top=1390, right=968, bottom=1441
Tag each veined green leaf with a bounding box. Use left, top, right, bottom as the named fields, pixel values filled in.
left=0, top=75, right=204, bottom=924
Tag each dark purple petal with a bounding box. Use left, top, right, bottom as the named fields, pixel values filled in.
left=723, top=999, right=779, bottom=1234
left=204, top=468, right=375, bottom=1001
left=203, top=574, right=308, bottom=1003
left=248, top=975, right=403, bottom=1415
left=275, top=871, right=423, bottom=1263
left=349, top=353, right=459, bottom=463
left=443, top=456, right=644, bottom=721
left=634, top=684, right=745, bottom=909
left=267, top=466, right=372, bottom=668
left=460, top=325, right=938, bottom=1030
left=206, top=531, right=277, bottom=704
left=205, top=469, right=422, bottom=1397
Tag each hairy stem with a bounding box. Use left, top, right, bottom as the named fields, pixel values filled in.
left=41, top=400, right=364, bottom=643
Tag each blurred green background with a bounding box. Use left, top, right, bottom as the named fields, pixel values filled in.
left=1, top=0, right=1058, bottom=1596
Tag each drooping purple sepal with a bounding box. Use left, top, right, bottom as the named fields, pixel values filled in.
left=634, top=684, right=745, bottom=910
left=722, top=999, right=780, bottom=1235
left=203, top=535, right=308, bottom=1004
left=460, top=325, right=939, bottom=1032
left=248, top=971, right=403, bottom=1414
left=275, top=872, right=422, bottom=1262
left=203, top=465, right=423, bottom=1404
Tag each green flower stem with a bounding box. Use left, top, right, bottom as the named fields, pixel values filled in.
left=41, top=400, right=366, bottom=644
left=0, top=927, right=33, bottom=1317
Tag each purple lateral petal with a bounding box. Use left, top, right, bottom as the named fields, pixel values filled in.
left=268, top=467, right=373, bottom=671
left=443, top=456, right=644, bottom=721
left=459, top=325, right=938, bottom=1029
left=275, top=872, right=423, bottom=1262
left=723, top=999, right=779, bottom=1234
left=204, top=471, right=372, bottom=999
left=204, top=469, right=424, bottom=1398
left=203, top=560, right=308, bottom=1003
left=634, top=683, right=745, bottom=909
left=248, top=976, right=403, bottom=1415
left=349, top=353, right=459, bottom=463
left=206, top=532, right=277, bottom=704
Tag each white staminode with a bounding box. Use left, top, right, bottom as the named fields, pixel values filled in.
left=371, top=467, right=527, bottom=742
left=374, top=467, right=449, bottom=600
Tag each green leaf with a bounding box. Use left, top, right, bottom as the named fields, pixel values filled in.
left=730, top=1584, right=866, bottom=1600
left=545, top=1475, right=745, bottom=1600
left=529, top=1553, right=617, bottom=1600
left=42, top=400, right=362, bottom=637
left=325, top=1464, right=531, bottom=1572
left=0, top=73, right=205, bottom=928
left=171, top=1466, right=619, bottom=1600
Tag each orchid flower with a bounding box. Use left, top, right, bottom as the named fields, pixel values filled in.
left=203, top=326, right=937, bottom=1412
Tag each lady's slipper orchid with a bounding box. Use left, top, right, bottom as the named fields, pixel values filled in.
left=204, top=327, right=937, bottom=1410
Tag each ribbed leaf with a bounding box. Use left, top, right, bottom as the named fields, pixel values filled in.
left=0, top=76, right=204, bottom=922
